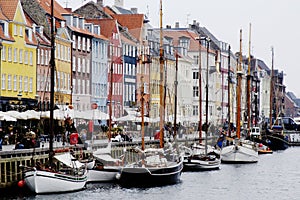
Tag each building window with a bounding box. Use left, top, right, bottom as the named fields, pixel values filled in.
left=13, top=24, right=17, bottom=35
left=82, top=58, right=86, bottom=73
left=13, top=48, right=17, bottom=62
left=2, top=46, right=6, bottom=61
left=72, top=35, right=76, bottom=48
left=8, top=47, right=12, bottom=62
left=1, top=74, right=5, bottom=89
left=82, top=37, right=86, bottom=51
left=45, top=50, right=48, bottom=65
left=29, top=78, right=33, bottom=92
left=193, top=86, right=199, bottom=97
left=24, top=76, right=28, bottom=92
left=78, top=36, right=81, bottom=50
left=19, top=26, right=23, bottom=36
left=29, top=52, right=33, bottom=65
left=13, top=75, right=17, bottom=91
left=193, top=105, right=198, bottom=116
left=78, top=57, right=81, bottom=72
left=7, top=74, right=11, bottom=90
left=19, top=49, right=23, bottom=63
left=72, top=56, right=76, bottom=71
left=193, top=72, right=199, bottom=79
left=19, top=76, right=22, bottom=92
left=24, top=51, right=28, bottom=64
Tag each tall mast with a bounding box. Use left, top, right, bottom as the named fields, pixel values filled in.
left=236, top=29, right=243, bottom=139
left=198, top=39, right=202, bottom=143
left=49, top=0, right=55, bottom=165
left=247, top=23, right=251, bottom=134
left=227, top=45, right=231, bottom=137
left=269, top=47, right=274, bottom=128
left=141, top=76, right=145, bottom=150
left=204, top=38, right=210, bottom=155
left=108, top=46, right=113, bottom=142
left=173, top=52, right=178, bottom=138
left=159, top=0, right=164, bottom=148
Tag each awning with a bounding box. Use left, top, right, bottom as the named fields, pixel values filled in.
left=54, top=152, right=84, bottom=169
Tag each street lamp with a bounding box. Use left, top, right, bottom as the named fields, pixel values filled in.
left=17, top=91, right=22, bottom=111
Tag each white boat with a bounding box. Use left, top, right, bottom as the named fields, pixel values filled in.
left=182, top=144, right=220, bottom=171
left=24, top=152, right=88, bottom=194
left=86, top=142, right=122, bottom=182
left=22, top=4, right=88, bottom=194
left=220, top=30, right=258, bottom=164
left=220, top=138, right=258, bottom=163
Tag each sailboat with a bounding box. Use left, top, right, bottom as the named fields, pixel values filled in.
left=182, top=37, right=220, bottom=171
left=260, top=47, right=289, bottom=151
left=220, top=29, right=258, bottom=164
left=115, top=0, right=183, bottom=187
left=22, top=1, right=87, bottom=194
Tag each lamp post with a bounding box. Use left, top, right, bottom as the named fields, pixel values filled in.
left=17, top=91, right=22, bottom=112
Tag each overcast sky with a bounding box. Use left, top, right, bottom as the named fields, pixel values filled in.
left=57, top=0, right=300, bottom=97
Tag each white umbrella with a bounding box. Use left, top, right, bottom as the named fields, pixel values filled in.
left=116, top=115, right=153, bottom=123
left=0, top=111, right=17, bottom=121
left=40, top=110, right=66, bottom=120
left=5, top=110, right=27, bottom=120
left=74, top=110, right=111, bottom=120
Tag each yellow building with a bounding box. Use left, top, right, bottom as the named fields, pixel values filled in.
left=54, top=28, right=72, bottom=106
left=0, top=0, right=37, bottom=111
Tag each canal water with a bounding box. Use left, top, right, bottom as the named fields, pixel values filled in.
left=2, top=147, right=300, bottom=200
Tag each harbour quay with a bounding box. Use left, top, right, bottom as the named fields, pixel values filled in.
left=0, top=139, right=161, bottom=189
left=0, top=136, right=215, bottom=190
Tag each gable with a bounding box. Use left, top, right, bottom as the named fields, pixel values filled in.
left=14, top=0, right=27, bottom=25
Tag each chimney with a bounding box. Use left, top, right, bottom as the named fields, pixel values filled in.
left=65, top=8, right=72, bottom=12
left=97, top=0, right=103, bottom=6
left=175, top=22, right=179, bottom=28
left=131, top=8, right=138, bottom=14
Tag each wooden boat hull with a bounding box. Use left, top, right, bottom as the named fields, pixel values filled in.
left=24, top=169, right=87, bottom=194
left=116, top=159, right=183, bottom=187
left=221, top=144, right=258, bottom=163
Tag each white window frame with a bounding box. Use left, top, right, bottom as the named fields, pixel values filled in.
left=13, top=48, right=17, bottom=62
left=13, top=75, right=17, bottom=91
left=29, top=52, right=33, bottom=65
left=19, top=49, right=23, bottom=63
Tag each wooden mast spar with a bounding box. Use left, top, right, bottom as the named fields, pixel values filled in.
left=49, top=0, right=55, bottom=166
left=159, top=0, right=165, bottom=148
left=247, top=23, right=252, bottom=135
left=236, top=29, right=243, bottom=139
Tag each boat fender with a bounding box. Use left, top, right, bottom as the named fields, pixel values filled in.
left=18, top=180, right=25, bottom=188
left=115, top=172, right=121, bottom=180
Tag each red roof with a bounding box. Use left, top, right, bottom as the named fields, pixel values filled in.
left=0, top=0, right=18, bottom=20
left=111, top=14, right=144, bottom=41
left=37, top=0, right=66, bottom=21
left=86, top=18, right=117, bottom=39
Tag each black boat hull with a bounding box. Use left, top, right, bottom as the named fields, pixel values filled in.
left=261, top=133, right=289, bottom=151
left=116, top=160, right=183, bottom=187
